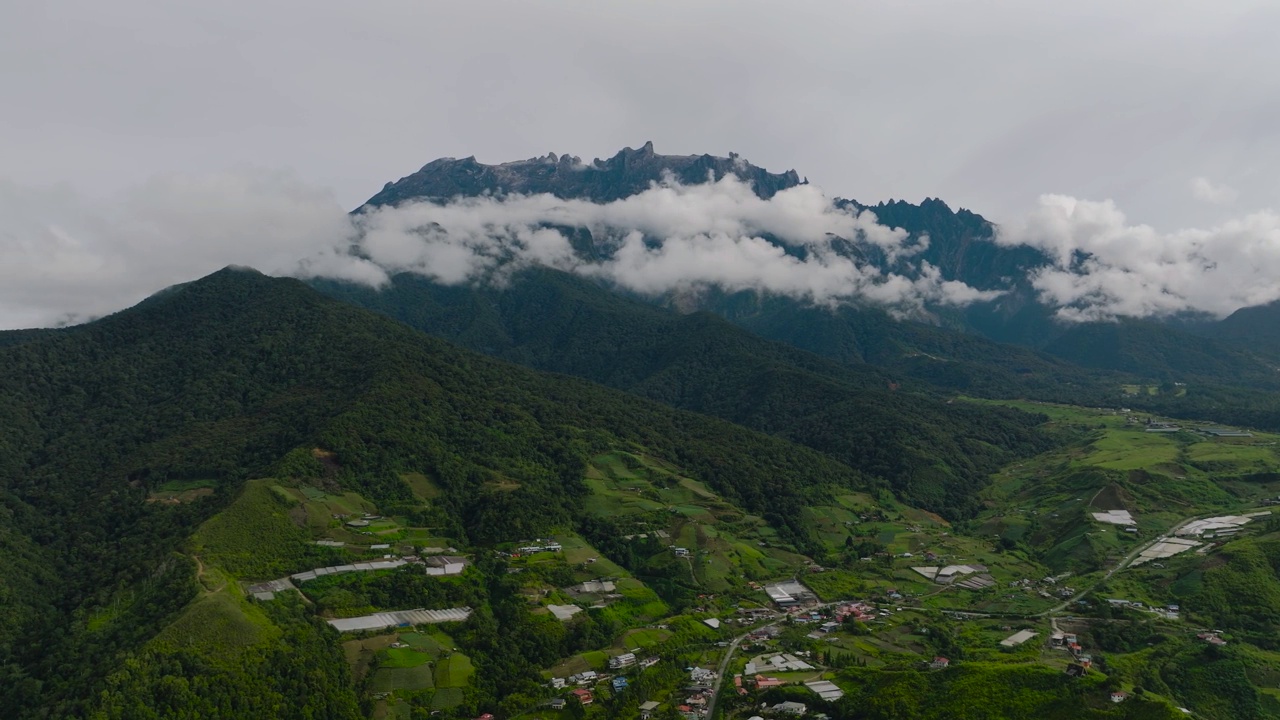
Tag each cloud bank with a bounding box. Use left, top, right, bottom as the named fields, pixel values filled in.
left=301, top=175, right=995, bottom=313
left=997, top=194, right=1280, bottom=321
left=0, top=169, right=352, bottom=328
left=5, top=167, right=1280, bottom=330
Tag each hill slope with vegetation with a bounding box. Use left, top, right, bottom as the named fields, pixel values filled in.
left=0, top=267, right=892, bottom=718
left=312, top=268, right=1054, bottom=517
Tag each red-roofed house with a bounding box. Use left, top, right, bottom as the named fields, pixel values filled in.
left=1111, top=692, right=1128, bottom=703
left=571, top=688, right=594, bottom=705
left=756, top=675, right=784, bottom=689
left=930, top=657, right=950, bottom=669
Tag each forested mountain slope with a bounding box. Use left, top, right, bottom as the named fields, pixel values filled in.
left=353, top=145, right=1280, bottom=396
left=312, top=268, right=1054, bottom=516
left=0, top=267, right=890, bottom=717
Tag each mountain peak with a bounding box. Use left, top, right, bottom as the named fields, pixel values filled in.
left=362, top=143, right=803, bottom=208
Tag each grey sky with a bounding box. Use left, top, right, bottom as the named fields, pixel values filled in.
left=3, top=0, right=1280, bottom=327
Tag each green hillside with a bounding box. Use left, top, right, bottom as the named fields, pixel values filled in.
left=312, top=268, right=1054, bottom=517
left=0, top=267, right=884, bottom=717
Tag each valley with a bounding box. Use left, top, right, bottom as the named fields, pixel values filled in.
left=91, top=390, right=1280, bottom=719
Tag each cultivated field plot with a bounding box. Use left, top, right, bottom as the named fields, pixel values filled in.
left=1130, top=537, right=1201, bottom=566
left=147, top=478, right=217, bottom=504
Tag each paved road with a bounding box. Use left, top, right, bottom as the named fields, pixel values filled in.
left=706, top=599, right=849, bottom=720
left=705, top=629, right=750, bottom=720
left=1035, top=512, right=1212, bottom=618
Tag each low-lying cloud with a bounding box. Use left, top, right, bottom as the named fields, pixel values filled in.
left=302, top=175, right=995, bottom=313
left=997, top=194, right=1280, bottom=321
left=6, top=168, right=1279, bottom=331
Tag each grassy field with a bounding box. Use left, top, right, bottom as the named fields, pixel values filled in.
left=964, top=399, right=1280, bottom=574
left=621, top=627, right=671, bottom=650
left=148, top=478, right=218, bottom=504
left=579, top=451, right=813, bottom=592
left=370, top=665, right=433, bottom=692
left=434, top=653, right=474, bottom=688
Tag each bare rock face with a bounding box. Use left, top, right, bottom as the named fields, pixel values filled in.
left=361, top=142, right=805, bottom=207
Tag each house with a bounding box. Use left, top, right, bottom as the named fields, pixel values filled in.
left=477, top=715, right=495, bottom=720
left=755, top=675, right=784, bottom=689
left=609, top=652, right=637, bottom=669
left=1198, top=632, right=1228, bottom=646
left=545, top=542, right=563, bottom=552
left=685, top=694, right=707, bottom=707
left=690, top=667, right=716, bottom=684
left=424, top=555, right=468, bottom=576
left=1065, top=663, right=1087, bottom=678
left=640, top=656, right=660, bottom=669
left=612, top=677, right=629, bottom=691
left=1111, top=692, right=1128, bottom=703
left=639, top=700, right=660, bottom=718
left=930, top=656, right=950, bottom=669
left=549, top=699, right=566, bottom=710
left=570, top=688, right=594, bottom=705
left=550, top=677, right=566, bottom=689
left=772, top=701, right=808, bottom=715
left=673, top=547, right=690, bottom=557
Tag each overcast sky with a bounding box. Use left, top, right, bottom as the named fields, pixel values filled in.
left=3, top=0, right=1280, bottom=327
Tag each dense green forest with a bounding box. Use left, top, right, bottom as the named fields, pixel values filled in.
left=312, top=268, right=1055, bottom=516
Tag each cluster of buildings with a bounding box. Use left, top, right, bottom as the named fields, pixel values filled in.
left=1050, top=631, right=1094, bottom=675
left=516, top=539, right=563, bottom=554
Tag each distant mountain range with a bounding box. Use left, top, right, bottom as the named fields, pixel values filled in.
left=352, top=143, right=1280, bottom=370
left=308, top=144, right=1280, bottom=437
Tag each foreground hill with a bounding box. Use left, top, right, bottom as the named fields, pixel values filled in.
left=0, top=267, right=888, bottom=717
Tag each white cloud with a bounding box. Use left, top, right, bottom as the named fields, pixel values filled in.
left=996, top=194, right=1280, bottom=321
left=313, top=175, right=997, bottom=312
left=0, top=169, right=353, bottom=328
left=0, top=171, right=999, bottom=330
left=1190, top=176, right=1239, bottom=205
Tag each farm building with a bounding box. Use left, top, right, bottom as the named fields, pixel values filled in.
left=291, top=559, right=408, bottom=583
left=609, top=652, right=637, bottom=669
left=805, top=679, right=844, bottom=701
left=763, top=580, right=817, bottom=607
left=424, top=555, right=468, bottom=576
left=573, top=579, right=617, bottom=594
left=326, top=606, right=471, bottom=632
left=548, top=605, right=582, bottom=621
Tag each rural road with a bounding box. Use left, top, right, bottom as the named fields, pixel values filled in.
left=1036, top=511, right=1228, bottom=618
left=706, top=599, right=848, bottom=720
left=705, top=629, right=749, bottom=720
